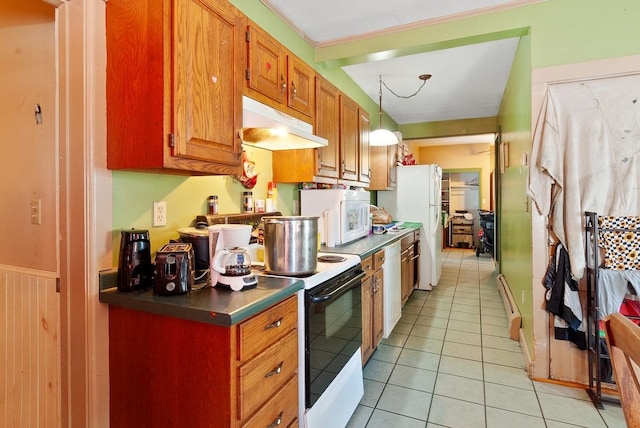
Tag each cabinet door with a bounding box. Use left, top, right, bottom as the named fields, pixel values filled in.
left=171, top=0, right=243, bottom=168
left=246, top=24, right=287, bottom=104
left=287, top=55, right=315, bottom=118
left=361, top=275, right=374, bottom=364
left=315, top=77, right=340, bottom=179
left=340, top=95, right=359, bottom=181
left=358, top=109, right=371, bottom=184
left=372, top=269, right=384, bottom=347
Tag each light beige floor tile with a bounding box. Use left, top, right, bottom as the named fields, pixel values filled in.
left=481, top=307, right=508, bottom=318
left=405, top=335, right=444, bottom=354
left=434, top=372, right=485, bottom=404
left=411, top=324, right=447, bottom=340
left=480, top=299, right=505, bottom=309
left=537, top=392, right=607, bottom=427
left=597, top=402, right=626, bottom=428
left=429, top=294, right=454, bottom=303
left=392, top=321, right=413, bottom=335
left=482, top=347, right=524, bottom=368
left=481, top=334, right=521, bottom=352
left=447, top=319, right=481, bottom=334
left=423, top=300, right=453, bottom=310
left=428, top=395, right=486, bottom=428
left=371, top=343, right=402, bottom=363
left=485, top=383, right=542, bottom=417
left=388, top=364, right=437, bottom=393
left=402, top=304, right=422, bottom=315
left=345, top=405, right=373, bottom=428
left=377, top=384, right=432, bottom=421
left=425, top=308, right=452, bottom=319
left=483, top=363, right=533, bottom=390
left=481, top=314, right=507, bottom=326
left=399, top=312, right=419, bottom=324
left=451, top=303, right=481, bottom=315
left=445, top=329, right=482, bottom=347
left=533, top=380, right=591, bottom=401
left=360, top=379, right=385, bottom=407
left=482, top=323, right=510, bottom=338
left=438, top=355, right=484, bottom=380
left=449, top=310, right=481, bottom=323
left=415, top=314, right=449, bottom=329
left=396, top=348, right=441, bottom=371
left=486, top=407, right=546, bottom=428
left=363, top=359, right=394, bottom=383
left=365, top=409, right=427, bottom=428
left=380, top=331, right=408, bottom=348
left=441, top=341, right=482, bottom=361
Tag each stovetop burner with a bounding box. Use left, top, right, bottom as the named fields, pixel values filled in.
left=318, top=255, right=347, bottom=263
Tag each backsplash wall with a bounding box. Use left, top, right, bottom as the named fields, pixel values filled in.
left=111, top=147, right=297, bottom=266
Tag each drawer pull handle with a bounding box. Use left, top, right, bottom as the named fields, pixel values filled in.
left=267, top=411, right=284, bottom=428
left=265, top=362, right=284, bottom=378
left=264, top=318, right=283, bottom=330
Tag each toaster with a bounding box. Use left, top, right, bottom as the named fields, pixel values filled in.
left=154, top=243, right=194, bottom=295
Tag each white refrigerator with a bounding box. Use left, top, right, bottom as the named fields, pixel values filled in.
left=378, top=164, right=442, bottom=289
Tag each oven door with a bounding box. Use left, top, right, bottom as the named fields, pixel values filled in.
left=305, top=268, right=365, bottom=407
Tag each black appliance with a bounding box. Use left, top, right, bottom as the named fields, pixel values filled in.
left=117, top=229, right=154, bottom=292
left=153, top=243, right=194, bottom=295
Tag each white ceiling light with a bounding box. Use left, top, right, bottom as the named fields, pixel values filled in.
left=370, top=74, right=431, bottom=146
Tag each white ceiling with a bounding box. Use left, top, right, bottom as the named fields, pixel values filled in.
left=261, top=0, right=529, bottom=127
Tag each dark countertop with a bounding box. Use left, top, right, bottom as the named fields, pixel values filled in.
left=322, top=222, right=422, bottom=258
left=99, top=271, right=303, bottom=327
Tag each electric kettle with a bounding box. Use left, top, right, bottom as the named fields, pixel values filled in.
left=117, top=229, right=154, bottom=292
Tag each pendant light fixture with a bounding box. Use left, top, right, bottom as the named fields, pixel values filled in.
left=370, top=75, right=398, bottom=146
left=370, top=73, right=432, bottom=147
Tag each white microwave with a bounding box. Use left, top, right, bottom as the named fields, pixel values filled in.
left=300, top=189, right=371, bottom=246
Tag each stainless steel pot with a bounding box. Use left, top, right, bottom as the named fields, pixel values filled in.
left=263, top=216, right=318, bottom=276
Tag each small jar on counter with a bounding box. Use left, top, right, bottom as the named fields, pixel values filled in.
left=207, top=195, right=218, bottom=215
left=242, top=191, right=253, bottom=213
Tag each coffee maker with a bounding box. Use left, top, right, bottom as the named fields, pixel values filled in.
left=117, top=229, right=154, bottom=292
left=209, top=224, right=258, bottom=291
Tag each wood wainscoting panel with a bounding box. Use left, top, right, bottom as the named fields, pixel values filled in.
left=0, top=269, right=60, bottom=427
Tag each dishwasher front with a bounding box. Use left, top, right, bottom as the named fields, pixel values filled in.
left=383, top=240, right=402, bottom=338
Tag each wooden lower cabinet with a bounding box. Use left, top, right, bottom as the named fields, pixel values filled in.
left=401, top=233, right=416, bottom=306
left=362, top=250, right=385, bottom=365
left=108, top=296, right=298, bottom=427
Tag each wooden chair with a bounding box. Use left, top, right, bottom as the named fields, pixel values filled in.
left=603, top=313, right=640, bottom=427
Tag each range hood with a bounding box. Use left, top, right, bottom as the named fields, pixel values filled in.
left=241, top=96, right=328, bottom=150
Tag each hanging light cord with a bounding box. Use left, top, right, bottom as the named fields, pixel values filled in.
left=381, top=77, right=428, bottom=99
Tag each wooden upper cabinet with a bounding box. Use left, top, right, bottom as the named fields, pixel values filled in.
left=368, top=144, right=398, bottom=190
left=358, top=109, right=371, bottom=184
left=287, top=55, right=315, bottom=117
left=245, top=24, right=287, bottom=105
left=245, top=23, right=315, bottom=121
left=339, top=95, right=359, bottom=182
left=315, top=76, right=340, bottom=179
left=106, top=0, right=244, bottom=175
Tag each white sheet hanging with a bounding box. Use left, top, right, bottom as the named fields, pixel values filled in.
left=528, top=74, right=640, bottom=279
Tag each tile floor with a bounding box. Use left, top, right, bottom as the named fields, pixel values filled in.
left=347, top=248, right=626, bottom=428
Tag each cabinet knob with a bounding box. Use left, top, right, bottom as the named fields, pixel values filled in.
left=264, top=361, right=284, bottom=378
left=291, top=81, right=297, bottom=98
left=280, top=75, right=286, bottom=95
left=264, top=318, right=283, bottom=330
left=267, top=412, right=284, bottom=428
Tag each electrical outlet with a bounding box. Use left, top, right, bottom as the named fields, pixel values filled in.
left=30, top=198, right=42, bottom=225
left=153, top=201, right=167, bottom=227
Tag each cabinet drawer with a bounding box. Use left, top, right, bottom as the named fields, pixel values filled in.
left=238, top=296, right=297, bottom=362
left=238, top=328, right=298, bottom=420
left=361, top=255, right=374, bottom=280
left=241, top=374, right=298, bottom=428
left=452, top=225, right=472, bottom=233
left=373, top=249, right=385, bottom=271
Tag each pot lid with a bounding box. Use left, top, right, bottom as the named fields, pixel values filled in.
left=177, top=227, right=210, bottom=236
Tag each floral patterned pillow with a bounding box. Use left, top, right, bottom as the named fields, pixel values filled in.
left=598, top=216, right=640, bottom=270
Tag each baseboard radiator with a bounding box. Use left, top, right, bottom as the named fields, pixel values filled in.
left=0, top=268, right=60, bottom=427
left=496, top=274, right=522, bottom=341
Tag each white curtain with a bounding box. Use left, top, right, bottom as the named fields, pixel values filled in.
left=528, top=74, right=640, bottom=279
